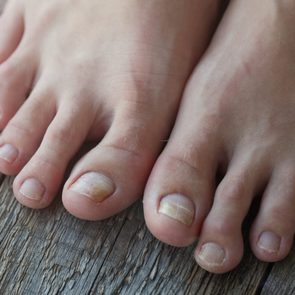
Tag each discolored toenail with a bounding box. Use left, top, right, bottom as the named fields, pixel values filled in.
left=69, top=172, right=115, bottom=203
left=158, top=194, right=195, bottom=226
left=19, top=178, right=45, bottom=201
left=0, top=143, right=18, bottom=163
left=257, top=231, right=281, bottom=254
left=196, top=242, right=226, bottom=267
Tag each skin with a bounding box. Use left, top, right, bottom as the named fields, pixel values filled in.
left=0, top=2, right=220, bottom=226
left=1, top=0, right=295, bottom=274
left=144, top=0, right=295, bottom=273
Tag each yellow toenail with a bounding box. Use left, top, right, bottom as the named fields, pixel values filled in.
left=197, top=242, right=226, bottom=267
left=69, top=172, right=115, bottom=203
left=158, top=194, right=195, bottom=226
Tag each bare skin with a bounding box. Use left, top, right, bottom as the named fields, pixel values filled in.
left=144, top=0, right=295, bottom=273
left=0, top=0, right=220, bottom=218
left=1, top=0, right=295, bottom=274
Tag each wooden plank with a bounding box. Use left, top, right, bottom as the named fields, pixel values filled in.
left=0, top=176, right=268, bottom=295
left=261, top=247, right=295, bottom=295
left=0, top=0, right=5, bottom=11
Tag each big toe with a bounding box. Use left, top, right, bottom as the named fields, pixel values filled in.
left=143, top=96, right=220, bottom=247
left=63, top=98, right=175, bottom=220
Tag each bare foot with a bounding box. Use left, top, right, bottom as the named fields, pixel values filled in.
left=144, top=0, right=295, bottom=273
left=0, top=0, right=221, bottom=219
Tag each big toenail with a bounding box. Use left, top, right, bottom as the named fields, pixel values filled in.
left=19, top=178, right=45, bottom=201
left=0, top=144, right=18, bottom=163
left=258, top=231, right=281, bottom=253
left=69, top=172, right=115, bottom=203
left=158, top=194, right=195, bottom=226
left=197, top=243, right=226, bottom=267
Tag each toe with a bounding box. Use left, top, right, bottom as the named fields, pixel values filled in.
left=0, top=82, right=56, bottom=175
left=13, top=98, right=96, bottom=209
left=0, top=0, right=24, bottom=63
left=195, top=151, right=269, bottom=273
left=143, top=123, right=219, bottom=247
left=143, top=76, right=226, bottom=247
left=250, top=164, right=295, bottom=262
left=0, top=47, right=37, bottom=128
left=63, top=99, right=171, bottom=221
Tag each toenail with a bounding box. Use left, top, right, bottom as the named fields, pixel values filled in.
left=0, top=143, right=18, bottom=163
left=197, top=242, right=226, bottom=267
left=69, top=172, right=115, bottom=203
left=158, top=194, right=195, bottom=226
left=257, top=231, right=281, bottom=254
left=19, top=178, right=45, bottom=201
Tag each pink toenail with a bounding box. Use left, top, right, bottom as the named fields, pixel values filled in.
left=158, top=194, right=195, bottom=226
left=258, top=231, right=281, bottom=254
left=197, top=242, right=226, bottom=267
left=0, top=143, right=18, bottom=163
left=19, top=178, right=45, bottom=201
left=69, top=172, right=115, bottom=203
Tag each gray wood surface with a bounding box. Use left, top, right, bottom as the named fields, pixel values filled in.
left=0, top=1, right=294, bottom=294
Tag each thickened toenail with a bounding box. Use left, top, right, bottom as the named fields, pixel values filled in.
left=19, top=178, right=45, bottom=201
left=0, top=143, right=18, bottom=163
left=69, top=172, right=115, bottom=203
left=158, top=194, right=195, bottom=226
left=197, top=243, right=226, bottom=267
left=258, top=231, right=281, bottom=253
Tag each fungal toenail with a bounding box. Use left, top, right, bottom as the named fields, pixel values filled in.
left=20, top=178, right=45, bottom=201
left=0, top=143, right=18, bottom=163
left=158, top=193, right=195, bottom=226
left=69, top=172, right=115, bottom=203
left=197, top=242, right=226, bottom=267
left=258, top=231, right=281, bottom=254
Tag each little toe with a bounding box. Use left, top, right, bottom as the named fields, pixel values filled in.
left=63, top=99, right=171, bottom=221
left=0, top=82, right=56, bottom=175
left=195, top=152, right=269, bottom=273
left=13, top=98, right=95, bottom=209
left=0, top=0, right=24, bottom=63
left=250, top=164, right=295, bottom=262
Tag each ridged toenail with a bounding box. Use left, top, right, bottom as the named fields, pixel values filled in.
left=197, top=243, right=226, bottom=267
left=19, top=178, right=45, bottom=201
left=158, top=194, right=195, bottom=226
left=69, top=172, right=115, bottom=203
left=258, top=231, right=281, bottom=253
left=0, top=143, right=18, bottom=163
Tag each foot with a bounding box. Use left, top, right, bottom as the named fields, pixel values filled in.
left=0, top=0, right=221, bottom=219
left=144, top=0, right=295, bottom=273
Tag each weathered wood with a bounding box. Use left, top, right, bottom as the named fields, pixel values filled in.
left=0, top=176, right=268, bottom=295
left=261, top=247, right=295, bottom=295
left=0, top=0, right=293, bottom=294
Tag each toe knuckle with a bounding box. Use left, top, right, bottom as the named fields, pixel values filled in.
left=7, top=120, right=35, bottom=137
left=208, top=219, right=235, bottom=236
left=104, top=142, right=141, bottom=160
left=0, top=62, right=18, bottom=87
left=216, top=180, right=246, bottom=204
left=47, top=125, right=71, bottom=144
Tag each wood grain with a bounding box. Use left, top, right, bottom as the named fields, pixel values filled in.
left=0, top=0, right=294, bottom=294
left=0, top=176, right=269, bottom=295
